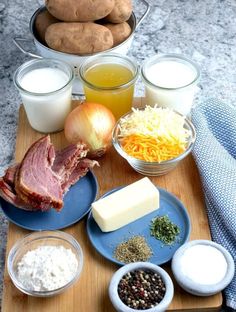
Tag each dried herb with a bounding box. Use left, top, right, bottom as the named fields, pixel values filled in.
left=150, top=215, right=180, bottom=245
left=114, top=236, right=153, bottom=263
left=118, top=269, right=166, bottom=310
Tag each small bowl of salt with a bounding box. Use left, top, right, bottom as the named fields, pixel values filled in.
left=7, top=230, right=83, bottom=297
left=171, top=239, right=235, bottom=296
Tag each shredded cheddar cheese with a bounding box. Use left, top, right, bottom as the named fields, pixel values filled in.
left=119, top=106, right=190, bottom=162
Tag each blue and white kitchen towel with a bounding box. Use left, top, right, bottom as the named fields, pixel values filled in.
left=192, top=99, right=236, bottom=309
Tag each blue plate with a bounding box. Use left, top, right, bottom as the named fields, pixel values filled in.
left=87, top=186, right=191, bottom=266
left=0, top=171, right=98, bottom=231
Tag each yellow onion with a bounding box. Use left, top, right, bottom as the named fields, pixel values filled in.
left=64, top=102, right=116, bottom=157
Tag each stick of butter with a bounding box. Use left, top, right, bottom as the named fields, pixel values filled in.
left=91, top=177, right=159, bottom=232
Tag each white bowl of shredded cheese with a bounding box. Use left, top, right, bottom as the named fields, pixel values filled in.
left=7, top=231, right=83, bottom=297
left=112, top=106, right=196, bottom=176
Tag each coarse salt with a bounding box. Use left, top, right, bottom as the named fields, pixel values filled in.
left=17, top=245, right=78, bottom=291
left=179, top=244, right=228, bottom=285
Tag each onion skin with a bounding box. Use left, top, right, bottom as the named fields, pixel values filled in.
left=64, top=102, right=116, bottom=157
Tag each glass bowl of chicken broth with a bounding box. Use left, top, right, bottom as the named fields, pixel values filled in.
left=7, top=230, right=83, bottom=297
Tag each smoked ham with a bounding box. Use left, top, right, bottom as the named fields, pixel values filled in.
left=15, top=136, right=63, bottom=211
left=0, top=136, right=98, bottom=212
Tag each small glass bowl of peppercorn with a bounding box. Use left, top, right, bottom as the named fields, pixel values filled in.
left=109, top=262, right=174, bottom=312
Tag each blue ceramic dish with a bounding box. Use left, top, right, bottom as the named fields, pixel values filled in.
left=0, top=171, right=98, bottom=231
left=87, top=186, right=191, bottom=266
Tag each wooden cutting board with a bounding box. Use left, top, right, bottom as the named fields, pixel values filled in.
left=2, top=99, right=222, bottom=312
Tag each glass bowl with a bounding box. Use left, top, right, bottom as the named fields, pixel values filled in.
left=112, top=109, right=196, bottom=176
left=7, top=230, right=83, bottom=297
left=109, top=262, right=174, bottom=312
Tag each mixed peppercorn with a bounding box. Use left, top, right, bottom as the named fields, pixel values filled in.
left=118, top=269, right=166, bottom=310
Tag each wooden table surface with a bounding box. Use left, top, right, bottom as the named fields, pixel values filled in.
left=2, top=99, right=222, bottom=311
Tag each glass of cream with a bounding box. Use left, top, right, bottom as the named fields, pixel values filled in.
left=141, top=54, right=200, bottom=116
left=14, top=59, right=74, bottom=133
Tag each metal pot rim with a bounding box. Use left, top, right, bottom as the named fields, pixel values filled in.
left=29, top=5, right=137, bottom=58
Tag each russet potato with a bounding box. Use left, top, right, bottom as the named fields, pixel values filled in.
left=104, top=22, right=132, bottom=46
left=35, top=9, right=59, bottom=43
left=45, top=22, right=114, bottom=55
left=45, top=0, right=115, bottom=22
left=106, top=0, right=132, bottom=23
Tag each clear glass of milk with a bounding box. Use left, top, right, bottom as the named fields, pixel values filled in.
left=141, top=54, right=200, bottom=116
left=14, top=59, right=74, bottom=133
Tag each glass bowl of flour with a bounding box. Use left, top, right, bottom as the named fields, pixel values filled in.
left=7, top=230, right=83, bottom=297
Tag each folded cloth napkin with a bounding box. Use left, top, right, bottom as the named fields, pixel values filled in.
left=192, top=98, right=236, bottom=310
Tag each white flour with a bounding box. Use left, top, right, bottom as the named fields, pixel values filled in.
left=17, top=245, right=78, bottom=291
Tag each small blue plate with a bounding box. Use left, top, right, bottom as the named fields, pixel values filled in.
left=87, top=186, right=191, bottom=266
left=0, top=171, right=98, bottom=231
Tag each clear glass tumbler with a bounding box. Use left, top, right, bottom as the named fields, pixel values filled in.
left=14, top=59, right=74, bottom=133
left=79, top=53, right=139, bottom=120
left=141, top=54, right=200, bottom=116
